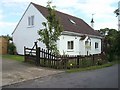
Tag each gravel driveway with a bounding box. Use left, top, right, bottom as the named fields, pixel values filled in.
left=3, top=64, right=119, bottom=88
left=2, top=59, right=63, bottom=86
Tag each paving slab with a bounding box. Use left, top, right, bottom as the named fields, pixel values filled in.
left=2, top=59, right=64, bottom=86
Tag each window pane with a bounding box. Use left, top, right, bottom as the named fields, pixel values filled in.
left=68, top=41, right=70, bottom=49
left=31, top=16, right=34, bottom=25
left=67, top=41, right=74, bottom=49
left=28, top=17, right=30, bottom=26
left=95, top=42, right=98, bottom=48
left=71, top=41, right=73, bottom=49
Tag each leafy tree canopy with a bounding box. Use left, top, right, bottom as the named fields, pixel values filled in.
left=1, top=34, right=12, bottom=41
left=100, top=28, right=120, bottom=61
left=38, top=1, right=63, bottom=55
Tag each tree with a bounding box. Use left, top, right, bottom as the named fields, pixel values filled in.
left=99, top=28, right=109, bottom=36
left=100, top=28, right=119, bottom=61
left=114, top=9, right=119, bottom=17
left=38, top=1, right=63, bottom=55
left=114, top=31, right=120, bottom=56
left=1, top=35, right=16, bottom=54
left=2, top=34, right=12, bottom=41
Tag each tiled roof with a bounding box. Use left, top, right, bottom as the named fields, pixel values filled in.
left=32, top=2, right=101, bottom=36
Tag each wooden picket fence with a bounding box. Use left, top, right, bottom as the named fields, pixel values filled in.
left=24, top=46, right=107, bottom=69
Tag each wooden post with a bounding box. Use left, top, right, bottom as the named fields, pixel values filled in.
left=48, top=49, right=50, bottom=67
left=50, top=52, right=52, bottom=68
left=24, top=46, right=27, bottom=62
left=93, top=54, right=95, bottom=65
left=43, top=49, right=46, bottom=66
left=77, top=55, right=79, bottom=68
left=51, top=53, right=54, bottom=68
left=36, top=47, right=40, bottom=66
left=34, top=42, right=38, bottom=49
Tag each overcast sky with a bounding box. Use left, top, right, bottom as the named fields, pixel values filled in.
left=0, top=0, right=119, bottom=36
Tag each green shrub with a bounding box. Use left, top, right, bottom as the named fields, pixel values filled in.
left=107, top=53, right=114, bottom=62
left=81, top=59, right=88, bottom=67
left=97, top=59, right=103, bottom=65
left=8, top=43, right=16, bottom=55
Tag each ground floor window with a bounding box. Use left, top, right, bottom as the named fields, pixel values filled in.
left=67, top=41, right=74, bottom=49
left=95, top=42, right=98, bottom=49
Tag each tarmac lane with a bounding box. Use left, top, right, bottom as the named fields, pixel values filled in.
left=2, top=63, right=119, bottom=88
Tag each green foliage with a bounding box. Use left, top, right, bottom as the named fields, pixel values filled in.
left=100, top=28, right=120, bottom=61
left=38, top=1, right=63, bottom=55
left=1, top=34, right=12, bottom=41
left=1, top=35, right=16, bottom=55
left=114, top=8, right=119, bottom=17
left=114, top=31, right=120, bottom=56
left=8, top=43, right=16, bottom=55
left=99, top=28, right=109, bottom=36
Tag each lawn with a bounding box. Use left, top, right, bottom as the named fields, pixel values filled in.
left=2, top=54, right=24, bottom=62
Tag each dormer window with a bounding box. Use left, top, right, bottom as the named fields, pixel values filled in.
left=69, top=19, right=76, bottom=24
left=28, top=15, right=34, bottom=26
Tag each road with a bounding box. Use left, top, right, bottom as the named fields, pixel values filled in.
left=3, top=64, right=119, bottom=88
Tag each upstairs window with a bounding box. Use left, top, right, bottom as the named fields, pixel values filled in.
left=68, top=41, right=74, bottom=49
left=28, top=15, right=34, bottom=26
left=95, top=42, right=98, bottom=49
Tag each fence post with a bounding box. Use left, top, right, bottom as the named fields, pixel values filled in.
left=77, top=55, right=79, bottom=68
left=92, top=54, right=95, bottom=65
left=64, top=55, right=68, bottom=69
left=48, top=49, right=50, bottom=67
left=24, top=46, right=27, bottom=62
left=34, top=42, right=38, bottom=49
left=36, top=47, right=40, bottom=66
left=43, top=49, right=46, bottom=66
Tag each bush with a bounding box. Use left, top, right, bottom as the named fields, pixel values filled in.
left=8, top=43, right=16, bottom=55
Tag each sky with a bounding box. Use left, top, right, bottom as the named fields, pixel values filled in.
left=0, top=0, right=119, bottom=36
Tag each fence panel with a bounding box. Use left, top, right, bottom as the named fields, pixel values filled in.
left=24, top=46, right=107, bottom=69
left=24, top=46, right=37, bottom=64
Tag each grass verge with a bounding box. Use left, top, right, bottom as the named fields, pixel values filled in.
left=66, top=62, right=116, bottom=73
left=2, top=54, right=24, bottom=62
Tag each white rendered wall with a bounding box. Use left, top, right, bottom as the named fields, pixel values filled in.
left=89, top=37, right=101, bottom=55
left=13, top=4, right=47, bottom=55
left=58, top=35, right=81, bottom=55
left=58, top=35, right=101, bottom=55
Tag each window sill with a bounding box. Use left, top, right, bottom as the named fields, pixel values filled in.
left=67, top=50, right=74, bottom=52
left=95, top=48, right=99, bottom=50
left=27, top=26, right=34, bottom=28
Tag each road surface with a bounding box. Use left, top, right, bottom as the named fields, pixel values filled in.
left=3, top=64, right=119, bottom=88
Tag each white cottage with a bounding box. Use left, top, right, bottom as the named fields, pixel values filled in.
left=12, top=2, right=102, bottom=55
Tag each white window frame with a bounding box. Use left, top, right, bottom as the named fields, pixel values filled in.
left=95, top=42, right=98, bottom=49
left=67, top=41, right=74, bottom=50
left=28, top=15, right=34, bottom=27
